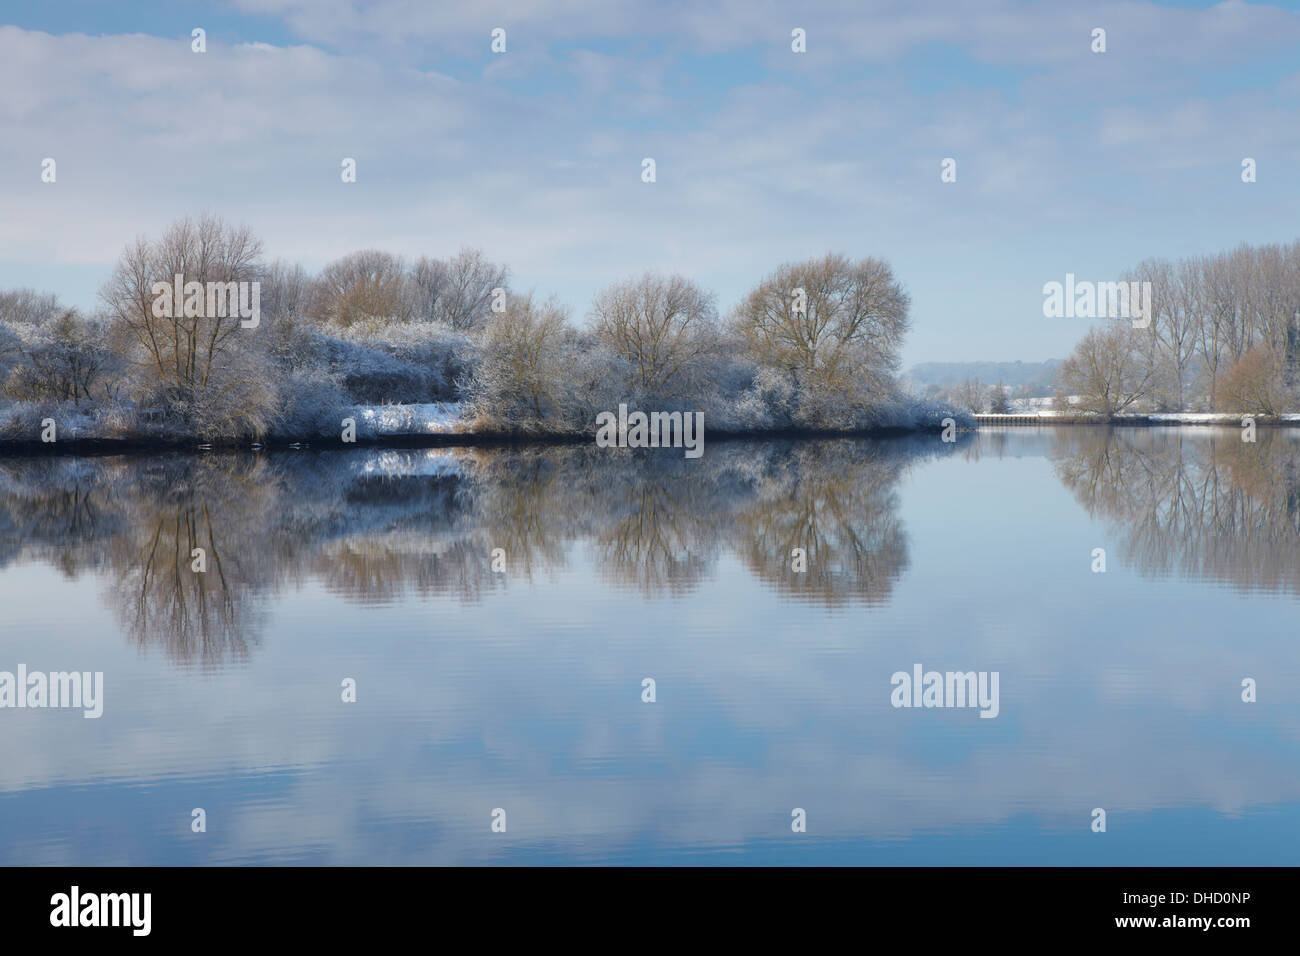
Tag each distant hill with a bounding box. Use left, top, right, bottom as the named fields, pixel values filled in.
left=906, top=360, right=1062, bottom=388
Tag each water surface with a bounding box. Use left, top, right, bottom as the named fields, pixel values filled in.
left=1, top=427, right=1297, bottom=864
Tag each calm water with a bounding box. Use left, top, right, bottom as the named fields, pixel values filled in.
left=1, top=427, right=1297, bottom=865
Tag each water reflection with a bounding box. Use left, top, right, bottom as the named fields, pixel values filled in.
left=1, top=428, right=1298, bottom=865
left=1051, top=427, right=1300, bottom=592
left=0, top=438, right=943, bottom=662
left=730, top=442, right=909, bottom=605
left=5, top=429, right=1300, bottom=665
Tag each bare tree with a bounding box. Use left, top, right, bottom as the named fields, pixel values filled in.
left=260, top=260, right=313, bottom=323
left=1068, top=241, right=1300, bottom=414
left=1058, top=321, right=1155, bottom=418
left=312, top=249, right=411, bottom=326
left=469, top=294, right=570, bottom=427
left=953, top=377, right=988, bottom=413
left=411, top=248, right=508, bottom=331
left=732, top=253, right=910, bottom=402
left=3, top=309, right=117, bottom=405
left=1191, top=253, right=1229, bottom=406
left=101, top=214, right=263, bottom=391
left=0, top=288, right=61, bottom=379
left=1131, top=258, right=1196, bottom=411
left=100, top=214, right=275, bottom=437
left=1217, top=346, right=1287, bottom=414
left=590, top=272, right=718, bottom=395
left=0, top=288, right=60, bottom=326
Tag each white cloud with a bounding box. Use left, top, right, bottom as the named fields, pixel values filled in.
left=2, top=0, right=1300, bottom=364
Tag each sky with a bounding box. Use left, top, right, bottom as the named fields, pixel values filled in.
left=1, top=0, right=1299, bottom=366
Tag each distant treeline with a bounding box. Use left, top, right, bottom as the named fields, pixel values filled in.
left=0, top=215, right=958, bottom=444
left=908, top=360, right=1061, bottom=390
left=936, top=240, right=1300, bottom=418
left=911, top=360, right=1061, bottom=415
left=1053, top=241, right=1300, bottom=416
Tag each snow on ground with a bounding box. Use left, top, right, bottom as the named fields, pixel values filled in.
left=1009, top=396, right=1060, bottom=412
left=353, top=402, right=465, bottom=434
left=1148, top=413, right=1238, bottom=423
left=1147, top=412, right=1300, bottom=423
left=982, top=409, right=1300, bottom=423
left=351, top=400, right=1300, bottom=435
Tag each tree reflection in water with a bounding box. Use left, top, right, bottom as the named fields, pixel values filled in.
left=1052, top=426, right=1300, bottom=592
left=8, top=426, right=1294, bottom=665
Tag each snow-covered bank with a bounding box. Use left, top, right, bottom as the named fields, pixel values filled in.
left=0, top=397, right=971, bottom=450
left=976, top=411, right=1300, bottom=425
left=352, top=402, right=464, bottom=435
left=1145, top=412, right=1300, bottom=424
left=337, top=395, right=973, bottom=441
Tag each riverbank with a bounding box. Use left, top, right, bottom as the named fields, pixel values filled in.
left=5, top=407, right=1297, bottom=455
left=0, top=425, right=952, bottom=457
left=0, top=398, right=974, bottom=455
left=975, top=412, right=1300, bottom=426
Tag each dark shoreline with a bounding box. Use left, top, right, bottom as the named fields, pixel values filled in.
left=3, top=415, right=1295, bottom=458
left=0, top=424, right=939, bottom=459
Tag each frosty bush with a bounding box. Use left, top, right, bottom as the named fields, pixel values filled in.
left=271, top=368, right=351, bottom=439
left=335, top=319, right=472, bottom=402
left=2, top=309, right=119, bottom=405
left=311, top=250, right=413, bottom=327
left=465, top=294, right=573, bottom=433
left=411, top=249, right=509, bottom=331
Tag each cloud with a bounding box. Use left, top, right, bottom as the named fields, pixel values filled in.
left=2, top=1, right=1300, bottom=365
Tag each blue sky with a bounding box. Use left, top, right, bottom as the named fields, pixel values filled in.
left=2, top=0, right=1299, bottom=365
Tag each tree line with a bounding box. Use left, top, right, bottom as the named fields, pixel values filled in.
left=1057, top=241, right=1300, bottom=417
left=0, top=214, right=945, bottom=443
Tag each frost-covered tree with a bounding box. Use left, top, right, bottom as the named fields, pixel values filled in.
left=2, top=309, right=118, bottom=405
left=99, top=214, right=275, bottom=438
left=590, top=272, right=718, bottom=396
left=312, top=250, right=412, bottom=327
left=467, top=294, right=571, bottom=429
left=411, top=248, right=508, bottom=331
left=732, top=253, right=910, bottom=426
